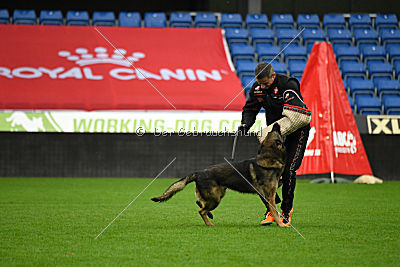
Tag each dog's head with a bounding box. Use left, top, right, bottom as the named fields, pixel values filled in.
left=257, top=124, right=287, bottom=169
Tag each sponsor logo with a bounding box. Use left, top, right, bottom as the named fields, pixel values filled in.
left=304, top=126, right=321, bottom=156
left=367, top=115, right=400, bottom=134
left=0, top=47, right=225, bottom=82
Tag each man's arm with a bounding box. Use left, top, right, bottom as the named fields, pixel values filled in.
left=241, top=84, right=262, bottom=131
left=265, top=79, right=311, bottom=136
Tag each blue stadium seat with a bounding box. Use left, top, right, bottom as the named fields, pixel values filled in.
left=245, top=14, right=268, bottom=28
left=336, top=46, right=361, bottom=64
left=225, top=28, right=249, bottom=45
left=230, top=44, right=255, bottom=63
left=361, top=45, right=387, bottom=64
left=236, top=61, right=258, bottom=78
left=256, top=44, right=281, bottom=62
left=241, top=76, right=254, bottom=97
left=170, top=12, right=192, bottom=27
left=220, top=13, right=242, bottom=28
left=288, top=61, right=306, bottom=76
left=353, top=28, right=379, bottom=46
left=367, top=62, right=393, bottom=79
left=380, top=29, right=400, bottom=46
left=375, top=14, right=398, bottom=31
left=348, top=79, right=375, bottom=97
left=323, top=14, right=345, bottom=29
left=283, top=45, right=307, bottom=63
left=341, top=62, right=367, bottom=80
left=332, top=43, right=351, bottom=54
left=144, top=12, right=167, bottom=27
left=118, top=12, right=141, bottom=27
left=271, top=62, right=287, bottom=75
left=275, top=28, right=301, bottom=46
left=382, top=95, right=400, bottom=114
left=92, top=11, right=115, bottom=26
left=377, top=80, right=400, bottom=98
left=387, top=45, right=400, bottom=64
left=349, top=14, right=372, bottom=30
left=39, top=10, right=63, bottom=25
left=271, top=14, right=294, bottom=29
left=66, top=11, right=89, bottom=26
left=0, top=9, right=9, bottom=24
left=250, top=28, right=274, bottom=46
left=301, top=28, right=326, bottom=47
left=395, top=61, right=400, bottom=78
left=13, top=9, right=36, bottom=24
left=372, top=76, right=391, bottom=88
left=297, top=14, right=320, bottom=29
left=194, top=13, right=217, bottom=28
left=355, top=95, right=382, bottom=114
left=327, top=28, right=353, bottom=45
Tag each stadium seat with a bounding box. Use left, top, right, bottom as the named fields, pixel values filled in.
left=271, top=14, right=294, bottom=29
left=301, top=28, right=326, bottom=47
left=323, top=14, right=346, bottom=29
left=297, top=14, right=320, bottom=29
left=372, top=76, right=391, bottom=88
left=170, top=12, right=192, bottom=27
left=341, top=62, right=367, bottom=80
left=361, top=45, right=387, bottom=64
left=241, top=76, right=254, bottom=97
left=245, top=14, right=268, bottom=28
left=230, top=44, right=255, bottom=63
left=283, top=45, right=307, bottom=63
left=395, top=61, right=400, bottom=78
left=348, top=14, right=372, bottom=31
left=355, top=95, right=382, bottom=114
left=118, top=12, right=141, bottom=27
left=271, top=62, right=287, bottom=75
left=382, top=95, right=400, bottom=114
left=353, top=28, right=379, bottom=46
left=13, top=9, right=36, bottom=24
left=250, top=28, right=274, bottom=46
left=375, top=14, right=398, bottom=31
left=256, top=44, right=281, bottom=62
left=288, top=61, right=307, bottom=76
left=236, top=61, right=258, bottom=78
left=377, top=80, right=400, bottom=98
left=0, top=9, right=9, bottom=24
left=194, top=13, right=217, bottom=28
left=144, top=12, right=167, bottom=27
left=66, top=11, right=89, bottom=26
left=387, top=45, right=400, bottom=64
left=327, top=28, right=353, bottom=45
left=336, top=46, right=361, bottom=64
left=220, top=13, right=242, bottom=28
left=332, top=43, right=350, bottom=54
left=92, top=11, right=116, bottom=26
left=367, top=62, right=393, bottom=79
left=348, top=79, right=375, bottom=97
left=225, top=28, right=249, bottom=44
left=275, top=28, right=301, bottom=46
left=380, top=29, right=400, bottom=46
left=39, top=10, right=63, bottom=25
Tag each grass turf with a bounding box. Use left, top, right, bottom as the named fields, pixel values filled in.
left=0, top=177, right=399, bottom=266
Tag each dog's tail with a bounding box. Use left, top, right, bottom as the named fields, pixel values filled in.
left=151, top=173, right=197, bottom=202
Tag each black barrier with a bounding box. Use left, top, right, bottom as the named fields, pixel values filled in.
left=0, top=132, right=399, bottom=179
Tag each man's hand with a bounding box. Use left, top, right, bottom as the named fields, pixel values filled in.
left=237, top=124, right=249, bottom=135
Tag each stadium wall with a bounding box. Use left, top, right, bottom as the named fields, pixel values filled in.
left=1, top=123, right=399, bottom=180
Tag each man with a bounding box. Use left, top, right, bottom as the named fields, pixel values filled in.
left=238, top=62, right=311, bottom=227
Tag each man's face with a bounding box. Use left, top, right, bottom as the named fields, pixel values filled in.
left=256, top=73, right=276, bottom=89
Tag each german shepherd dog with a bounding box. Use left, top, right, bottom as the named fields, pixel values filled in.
left=152, top=124, right=287, bottom=227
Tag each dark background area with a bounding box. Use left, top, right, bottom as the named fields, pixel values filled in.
left=1, top=0, right=400, bottom=17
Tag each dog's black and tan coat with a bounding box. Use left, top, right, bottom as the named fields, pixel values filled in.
left=152, top=124, right=287, bottom=227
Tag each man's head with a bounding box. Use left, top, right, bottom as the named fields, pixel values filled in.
left=255, top=62, right=276, bottom=89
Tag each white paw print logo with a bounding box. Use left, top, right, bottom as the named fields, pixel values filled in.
left=58, top=47, right=145, bottom=67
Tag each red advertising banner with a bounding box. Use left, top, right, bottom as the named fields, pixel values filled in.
left=298, top=42, right=372, bottom=176
left=0, top=25, right=244, bottom=111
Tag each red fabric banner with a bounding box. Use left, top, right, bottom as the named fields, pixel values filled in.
left=298, top=42, right=372, bottom=176
left=0, top=25, right=244, bottom=111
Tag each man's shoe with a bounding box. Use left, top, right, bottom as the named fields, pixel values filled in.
left=260, top=211, right=274, bottom=225
left=280, top=209, right=293, bottom=227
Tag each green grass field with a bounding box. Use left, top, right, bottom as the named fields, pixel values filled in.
left=1, top=178, right=399, bottom=266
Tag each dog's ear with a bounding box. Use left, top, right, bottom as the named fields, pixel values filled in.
left=272, top=123, right=281, bottom=134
